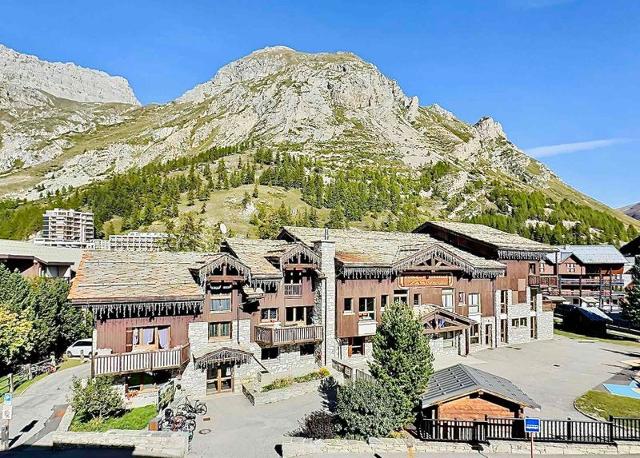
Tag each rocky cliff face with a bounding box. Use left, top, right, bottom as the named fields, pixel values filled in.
left=0, top=45, right=557, bottom=205
left=0, top=44, right=138, bottom=105
left=0, top=44, right=138, bottom=178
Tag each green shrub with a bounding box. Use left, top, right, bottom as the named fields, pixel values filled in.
left=335, top=379, right=398, bottom=439
left=263, top=368, right=330, bottom=391
left=297, top=410, right=336, bottom=439
left=262, top=377, right=293, bottom=392
left=70, top=376, right=123, bottom=422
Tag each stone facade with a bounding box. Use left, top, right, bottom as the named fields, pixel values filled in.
left=260, top=344, right=318, bottom=374
left=314, top=239, right=338, bottom=363
left=507, top=301, right=533, bottom=345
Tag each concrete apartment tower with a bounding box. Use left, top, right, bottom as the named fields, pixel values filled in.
left=314, top=228, right=338, bottom=365
left=37, top=208, right=94, bottom=248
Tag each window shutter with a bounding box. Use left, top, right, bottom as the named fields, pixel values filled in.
left=125, top=328, right=133, bottom=352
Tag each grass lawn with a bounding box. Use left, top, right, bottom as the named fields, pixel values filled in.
left=70, top=405, right=157, bottom=432
left=58, top=358, right=86, bottom=371
left=575, top=390, right=640, bottom=419
left=554, top=328, right=640, bottom=348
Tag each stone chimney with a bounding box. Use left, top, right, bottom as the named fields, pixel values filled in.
left=314, top=232, right=337, bottom=365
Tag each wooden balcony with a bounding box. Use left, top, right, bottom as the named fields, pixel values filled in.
left=528, top=275, right=559, bottom=288
left=254, top=324, right=323, bottom=346
left=93, top=344, right=190, bottom=377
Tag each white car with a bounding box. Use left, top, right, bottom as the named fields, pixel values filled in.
left=65, top=338, right=93, bottom=358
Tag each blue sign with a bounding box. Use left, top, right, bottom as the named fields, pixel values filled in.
left=3, top=393, right=11, bottom=405
left=525, top=417, right=540, bottom=433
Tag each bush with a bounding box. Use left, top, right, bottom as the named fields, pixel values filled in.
left=298, top=410, right=336, bottom=439
left=262, top=377, right=293, bottom=392
left=335, top=379, right=398, bottom=439
left=70, top=376, right=123, bottom=422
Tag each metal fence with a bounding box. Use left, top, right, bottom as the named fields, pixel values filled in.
left=417, top=416, right=640, bottom=445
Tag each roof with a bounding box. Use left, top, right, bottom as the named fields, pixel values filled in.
left=281, top=226, right=505, bottom=277
left=557, top=245, right=626, bottom=265
left=620, top=235, right=640, bottom=257
left=421, top=364, right=540, bottom=409
left=545, top=250, right=574, bottom=264
left=68, top=250, right=204, bottom=304
left=0, top=238, right=83, bottom=269
left=417, top=221, right=556, bottom=255
left=223, top=238, right=289, bottom=278
left=573, top=305, right=613, bottom=322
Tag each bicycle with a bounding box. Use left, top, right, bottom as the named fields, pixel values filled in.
left=177, top=397, right=207, bottom=416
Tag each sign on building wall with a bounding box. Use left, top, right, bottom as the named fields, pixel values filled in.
left=399, top=275, right=453, bottom=287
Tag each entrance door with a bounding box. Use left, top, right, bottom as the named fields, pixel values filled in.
left=484, top=323, right=493, bottom=347
left=206, top=363, right=234, bottom=394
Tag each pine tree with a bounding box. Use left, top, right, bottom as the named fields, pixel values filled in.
left=369, top=301, right=433, bottom=427
left=623, top=258, right=640, bottom=327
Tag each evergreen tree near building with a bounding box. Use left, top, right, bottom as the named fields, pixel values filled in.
left=623, top=258, right=640, bottom=327
left=369, top=301, right=433, bottom=426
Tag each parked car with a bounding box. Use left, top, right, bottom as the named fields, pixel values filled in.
left=65, top=338, right=93, bottom=358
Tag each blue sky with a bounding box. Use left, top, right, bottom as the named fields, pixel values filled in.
left=1, top=0, right=638, bottom=207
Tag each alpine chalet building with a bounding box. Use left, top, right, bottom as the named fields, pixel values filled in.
left=68, top=222, right=557, bottom=397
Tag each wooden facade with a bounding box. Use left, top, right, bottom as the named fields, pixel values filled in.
left=335, top=273, right=495, bottom=339
left=431, top=393, right=523, bottom=420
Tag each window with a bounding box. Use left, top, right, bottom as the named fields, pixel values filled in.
left=458, top=292, right=466, bottom=304
left=540, top=261, right=546, bottom=274
left=511, top=318, right=519, bottom=328
left=529, top=288, right=538, bottom=311
left=529, top=263, right=536, bottom=275
left=286, top=306, right=313, bottom=325
left=260, top=308, right=278, bottom=322
left=129, top=326, right=170, bottom=351
left=284, top=270, right=302, bottom=296
left=208, top=321, right=232, bottom=340
left=300, top=343, right=315, bottom=356
left=567, top=263, right=576, bottom=273
left=394, top=290, right=408, bottom=305
left=381, top=295, right=389, bottom=311
left=210, top=296, right=231, bottom=313
left=358, top=297, right=375, bottom=320
left=468, top=293, right=480, bottom=314
left=520, top=317, right=527, bottom=327
left=261, top=347, right=279, bottom=360
left=413, top=293, right=422, bottom=306
left=469, top=324, right=480, bottom=345
left=441, top=289, right=454, bottom=310
left=344, top=298, right=353, bottom=314
left=500, top=290, right=509, bottom=305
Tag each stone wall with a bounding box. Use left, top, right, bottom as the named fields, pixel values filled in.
left=507, top=302, right=532, bottom=345
left=537, top=310, right=554, bottom=341
left=281, top=436, right=640, bottom=457
left=260, top=344, right=318, bottom=374
left=314, top=239, right=338, bottom=363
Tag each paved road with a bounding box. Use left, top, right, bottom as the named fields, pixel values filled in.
left=7, top=361, right=90, bottom=449
left=186, top=336, right=639, bottom=457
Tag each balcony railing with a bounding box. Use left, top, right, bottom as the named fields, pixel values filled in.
left=528, top=275, right=558, bottom=288
left=254, top=324, right=323, bottom=346
left=284, top=283, right=302, bottom=296
left=93, top=344, right=189, bottom=376
left=559, top=277, right=624, bottom=286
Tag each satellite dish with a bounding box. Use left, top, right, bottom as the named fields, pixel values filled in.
left=219, top=223, right=228, bottom=235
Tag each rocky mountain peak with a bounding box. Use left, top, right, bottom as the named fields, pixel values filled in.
left=473, top=116, right=506, bottom=140
left=0, top=44, right=139, bottom=105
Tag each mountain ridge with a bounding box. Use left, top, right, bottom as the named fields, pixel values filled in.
left=0, top=44, right=637, bottom=242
